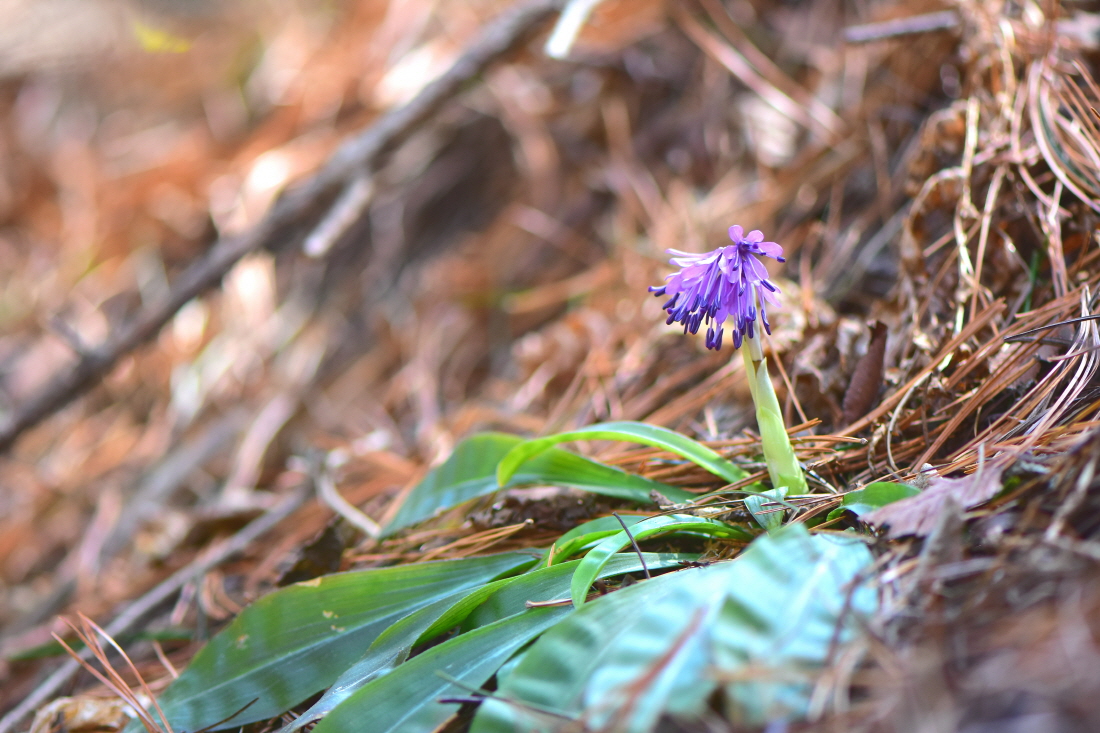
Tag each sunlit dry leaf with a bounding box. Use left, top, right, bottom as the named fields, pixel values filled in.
left=29, top=696, right=135, bottom=733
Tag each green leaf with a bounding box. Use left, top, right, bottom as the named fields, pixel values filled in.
left=554, top=515, right=650, bottom=546
left=283, top=553, right=693, bottom=731
left=462, top=552, right=693, bottom=629
left=827, top=481, right=920, bottom=521
left=547, top=515, right=649, bottom=565
left=472, top=526, right=876, bottom=733
left=471, top=564, right=709, bottom=733
left=278, top=593, right=468, bottom=733
left=570, top=515, right=752, bottom=607
left=381, top=433, right=691, bottom=537
left=712, top=532, right=876, bottom=722
left=313, top=606, right=573, bottom=733
left=744, top=488, right=785, bottom=532
left=495, top=422, right=750, bottom=487
left=135, top=553, right=533, bottom=733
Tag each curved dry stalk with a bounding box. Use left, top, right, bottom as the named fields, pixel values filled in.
left=53, top=614, right=172, bottom=733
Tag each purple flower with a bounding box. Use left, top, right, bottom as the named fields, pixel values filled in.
left=649, top=225, right=784, bottom=350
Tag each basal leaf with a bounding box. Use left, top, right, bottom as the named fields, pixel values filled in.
left=570, top=514, right=752, bottom=607
left=712, top=532, right=876, bottom=722
left=866, top=463, right=1005, bottom=538
left=473, top=559, right=725, bottom=733
left=136, top=553, right=533, bottom=732
left=554, top=515, right=650, bottom=547
left=381, top=433, right=691, bottom=537
left=284, top=553, right=692, bottom=731
left=495, top=422, right=750, bottom=487
left=461, top=552, right=691, bottom=630
left=312, top=607, right=572, bottom=733
left=473, top=526, right=876, bottom=733
left=277, top=593, right=466, bottom=733
left=548, top=514, right=649, bottom=564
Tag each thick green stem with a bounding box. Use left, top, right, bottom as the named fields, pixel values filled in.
left=740, top=329, right=807, bottom=498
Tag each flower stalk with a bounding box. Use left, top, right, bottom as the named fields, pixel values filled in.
left=651, top=226, right=807, bottom=518
left=740, top=325, right=807, bottom=498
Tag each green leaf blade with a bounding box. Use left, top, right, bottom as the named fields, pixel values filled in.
left=548, top=514, right=649, bottom=564
left=570, top=514, right=752, bottom=607
left=138, top=553, right=533, bottom=732
left=474, top=561, right=726, bottom=733
left=283, top=553, right=693, bottom=731
left=476, top=526, right=878, bottom=732
left=827, top=481, right=920, bottom=521
left=381, top=433, right=690, bottom=537
left=495, top=422, right=750, bottom=487
left=313, top=607, right=573, bottom=733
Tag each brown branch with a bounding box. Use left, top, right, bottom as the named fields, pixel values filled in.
left=0, top=0, right=566, bottom=454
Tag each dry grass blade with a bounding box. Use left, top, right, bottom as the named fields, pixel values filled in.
left=1029, top=59, right=1100, bottom=214
left=53, top=614, right=171, bottom=733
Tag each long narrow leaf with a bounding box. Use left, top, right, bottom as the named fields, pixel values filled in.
left=277, top=593, right=466, bottom=733
left=311, top=607, right=572, bottom=733
left=571, top=515, right=752, bottom=606
left=473, top=561, right=725, bottom=733
left=382, top=433, right=691, bottom=536
left=284, top=553, right=692, bottom=731
left=495, top=422, right=750, bottom=486
left=135, top=553, right=533, bottom=732
left=711, top=533, right=875, bottom=721
left=548, top=514, right=650, bottom=564
left=826, top=482, right=920, bottom=521
left=745, top=488, right=785, bottom=532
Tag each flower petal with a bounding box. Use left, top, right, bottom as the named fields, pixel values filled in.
left=756, top=240, right=784, bottom=259
left=655, top=228, right=784, bottom=350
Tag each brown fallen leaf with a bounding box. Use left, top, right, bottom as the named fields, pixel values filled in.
left=866, top=462, right=1005, bottom=538
left=842, top=321, right=889, bottom=426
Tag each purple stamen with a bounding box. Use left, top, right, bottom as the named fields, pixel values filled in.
left=648, top=225, right=784, bottom=351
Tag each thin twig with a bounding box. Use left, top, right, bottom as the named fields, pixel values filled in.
left=52, top=618, right=167, bottom=733
left=672, top=4, right=839, bottom=141
left=0, top=0, right=566, bottom=454
left=613, top=513, right=650, bottom=579
left=1003, top=314, right=1100, bottom=342
left=842, top=10, right=959, bottom=44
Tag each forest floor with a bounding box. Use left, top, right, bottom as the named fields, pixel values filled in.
left=2, top=0, right=1100, bottom=731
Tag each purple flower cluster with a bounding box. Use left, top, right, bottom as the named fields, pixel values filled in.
left=650, top=226, right=784, bottom=350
